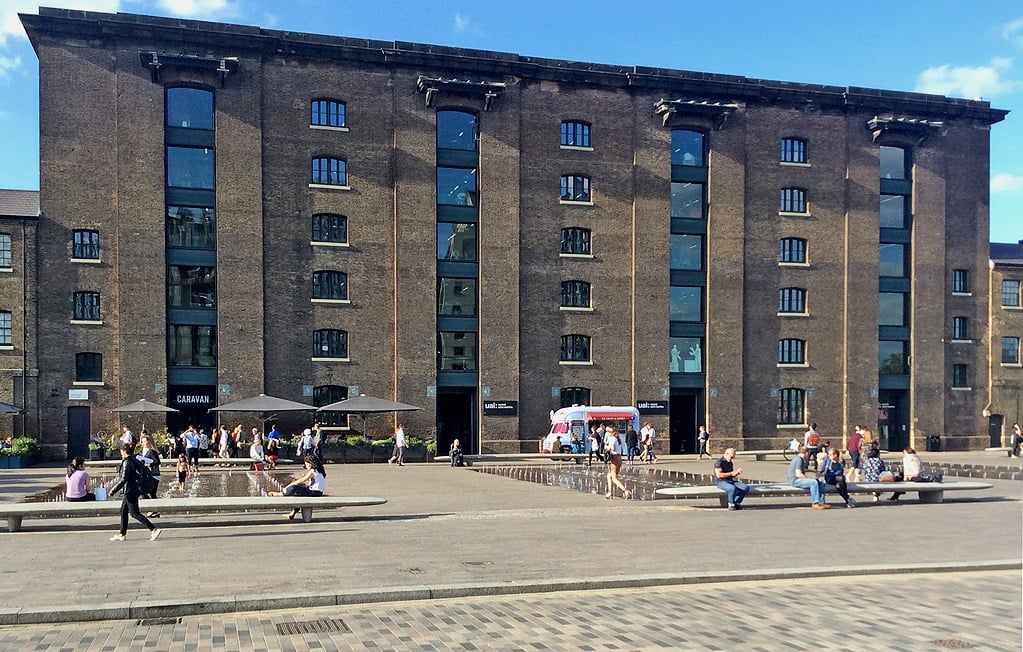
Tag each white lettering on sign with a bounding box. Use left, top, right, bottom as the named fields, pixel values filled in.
left=176, top=395, right=212, bottom=405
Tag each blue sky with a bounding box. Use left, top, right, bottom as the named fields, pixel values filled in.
left=1, top=0, right=1020, bottom=241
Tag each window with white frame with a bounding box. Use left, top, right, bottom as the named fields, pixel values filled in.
left=778, top=338, right=805, bottom=365
left=780, top=188, right=807, bottom=213
left=0, top=311, right=10, bottom=346
left=778, top=388, right=804, bottom=424
left=560, top=175, right=591, bottom=202
left=780, top=138, right=807, bottom=164
left=1002, top=280, right=1020, bottom=307
left=1002, top=337, right=1020, bottom=364
left=560, top=334, right=591, bottom=362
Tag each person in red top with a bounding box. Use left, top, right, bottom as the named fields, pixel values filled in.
left=846, top=425, right=864, bottom=469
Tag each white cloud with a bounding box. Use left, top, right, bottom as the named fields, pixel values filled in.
left=0, top=52, right=18, bottom=79
left=992, top=173, right=1023, bottom=194
left=1, top=0, right=121, bottom=46
left=151, top=0, right=239, bottom=20
left=454, top=12, right=469, bottom=32
left=1003, top=17, right=1023, bottom=48
left=915, top=57, right=1022, bottom=99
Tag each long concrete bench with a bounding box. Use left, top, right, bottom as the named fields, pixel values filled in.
left=0, top=495, right=387, bottom=532
left=85, top=458, right=296, bottom=468
left=654, top=481, right=993, bottom=507
left=985, top=447, right=1015, bottom=457
left=732, top=450, right=797, bottom=461
left=433, top=453, right=590, bottom=466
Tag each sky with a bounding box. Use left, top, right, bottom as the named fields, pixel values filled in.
left=0, top=0, right=1020, bottom=242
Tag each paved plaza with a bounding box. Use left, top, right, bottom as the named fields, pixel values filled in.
left=0, top=452, right=1019, bottom=650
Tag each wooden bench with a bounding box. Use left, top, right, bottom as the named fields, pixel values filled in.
left=654, top=481, right=993, bottom=507
left=0, top=495, right=387, bottom=532
left=85, top=458, right=296, bottom=469
left=985, top=447, right=1015, bottom=457
left=433, top=453, right=590, bottom=466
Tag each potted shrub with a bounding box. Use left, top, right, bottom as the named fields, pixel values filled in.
left=7, top=437, right=40, bottom=468
left=88, top=441, right=105, bottom=460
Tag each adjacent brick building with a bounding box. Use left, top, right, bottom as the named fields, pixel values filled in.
left=16, top=8, right=1008, bottom=458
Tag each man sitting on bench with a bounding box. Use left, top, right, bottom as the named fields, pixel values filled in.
left=714, top=448, right=748, bottom=511
left=788, top=445, right=829, bottom=509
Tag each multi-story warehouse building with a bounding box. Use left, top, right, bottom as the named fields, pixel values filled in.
left=14, top=8, right=1007, bottom=459
left=987, top=241, right=1023, bottom=446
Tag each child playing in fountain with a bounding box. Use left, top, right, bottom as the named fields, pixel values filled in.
left=175, top=454, right=188, bottom=493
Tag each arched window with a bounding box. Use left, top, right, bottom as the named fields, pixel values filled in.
left=560, top=387, right=591, bottom=408
left=779, top=238, right=807, bottom=264
left=561, top=228, right=591, bottom=255
left=561, top=121, right=591, bottom=148
left=780, top=137, right=807, bottom=163
left=561, top=281, right=591, bottom=308
left=311, top=99, right=346, bottom=128
left=166, top=87, right=213, bottom=130
left=312, top=157, right=347, bottom=186
left=313, top=329, right=348, bottom=359
left=312, top=270, right=348, bottom=300
left=314, top=385, right=348, bottom=427
left=560, top=175, right=591, bottom=202
left=778, top=339, right=806, bottom=365
left=780, top=188, right=807, bottom=213
left=778, top=288, right=806, bottom=314
left=560, top=334, right=591, bottom=362
left=75, top=352, right=102, bottom=382
left=778, top=388, right=805, bottom=424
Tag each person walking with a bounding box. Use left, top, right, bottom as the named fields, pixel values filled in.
left=625, top=425, right=639, bottom=465
left=139, top=432, right=163, bottom=517
left=697, top=425, right=711, bottom=460
left=713, top=448, right=748, bottom=510
left=1012, top=423, right=1022, bottom=457
left=846, top=425, right=864, bottom=470
left=803, top=423, right=821, bottom=470
left=108, top=443, right=162, bottom=541
left=603, top=427, right=632, bottom=500
left=388, top=424, right=407, bottom=466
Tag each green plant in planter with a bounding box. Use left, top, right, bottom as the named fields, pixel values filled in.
left=11, top=437, right=39, bottom=459
left=345, top=435, right=365, bottom=447
left=88, top=441, right=103, bottom=451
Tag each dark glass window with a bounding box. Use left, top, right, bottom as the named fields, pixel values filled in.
left=780, top=138, right=807, bottom=163
left=73, top=291, right=100, bottom=321
left=779, top=238, right=806, bottom=264
left=561, top=281, right=591, bottom=308
left=560, top=175, right=591, bottom=202
left=314, top=385, right=348, bottom=427
left=879, top=340, right=909, bottom=375
left=0, top=310, right=11, bottom=346
left=671, top=130, right=704, bottom=166
left=167, top=147, right=215, bottom=189
left=75, top=352, right=102, bottom=382
left=438, top=278, right=477, bottom=316
left=312, top=270, right=348, bottom=300
left=312, top=157, right=346, bottom=186
left=671, top=182, right=704, bottom=219
left=0, top=234, right=10, bottom=267
left=1002, top=280, right=1020, bottom=307
left=952, top=316, right=969, bottom=340
left=670, top=234, right=703, bottom=270
left=879, top=243, right=907, bottom=277
left=778, top=288, right=806, bottom=314
left=778, top=339, right=805, bottom=364
left=880, top=146, right=908, bottom=180
left=168, top=325, right=217, bottom=367
left=437, top=111, right=477, bottom=151
left=166, top=87, right=213, bottom=130
left=953, top=269, right=970, bottom=294
left=168, top=266, right=216, bottom=309
left=952, top=364, right=968, bottom=388
left=312, top=213, right=348, bottom=244
left=73, top=230, right=99, bottom=259
left=561, top=121, right=591, bottom=147
left=879, top=292, right=907, bottom=326
left=167, top=206, right=215, bottom=250
left=778, top=388, right=804, bottom=425
left=669, top=337, right=702, bottom=373
left=437, top=167, right=477, bottom=205
left=438, top=332, right=477, bottom=371
left=560, top=334, right=591, bottom=362
left=1002, top=337, right=1020, bottom=364
left=311, top=99, right=345, bottom=127
left=880, top=195, right=907, bottom=229
left=437, top=222, right=477, bottom=261
left=780, top=188, right=807, bottom=213
left=313, top=329, right=348, bottom=359
left=670, top=286, right=703, bottom=322
left=561, top=228, right=591, bottom=255
left=560, top=387, right=590, bottom=408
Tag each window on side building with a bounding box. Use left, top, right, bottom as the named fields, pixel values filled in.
left=780, top=188, right=807, bottom=214
left=561, top=281, right=591, bottom=309
left=314, top=385, right=349, bottom=427
left=560, top=175, right=591, bottom=202
left=561, top=228, right=591, bottom=255
left=778, top=288, right=806, bottom=314
left=311, top=99, right=346, bottom=128
left=72, top=230, right=99, bottom=260
left=779, top=238, right=807, bottom=264
left=312, top=270, right=348, bottom=301
left=780, top=137, right=807, bottom=164
left=75, top=352, right=102, bottom=382
left=561, top=121, right=591, bottom=148
left=560, top=334, right=591, bottom=363
left=0, top=234, right=11, bottom=268
left=1002, top=337, right=1020, bottom=364
left=0, top=310, right=11, bottom=346
left=72, top=291, right=101, bottom=321
left=778, top=388, right=805, bottom=425
left=952, top=269, right=970, bottom=294
left=560, top=387, right=591, bottom=408
left=671, top=130, right=704, bottom=166
left=313, top=329, right=349, bottom=359
left=951, top=316, right=969, bottom=341
left=312, top=213, right=348, bottom=244
left=778, top=338, right=805, bottom=365
left=312, top=157, right=347, bottom=186
left=952, top=364, right=969, bottom=388
left=1002, top=280, right=1020, bottom=307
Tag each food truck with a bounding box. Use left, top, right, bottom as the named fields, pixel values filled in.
left=542, top=405, right=642, bottom=453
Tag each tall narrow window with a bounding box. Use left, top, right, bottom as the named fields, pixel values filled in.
left=778, top=288, right=806, bottom=314
left=438, top=278, right=477, bottom=316
left=437, top=111, right=477, bottom=151
left=1002, top=280, right=1021, bottom=307
left=670, top=286, right=703, bottom=322
left=560, top=175, right=591, bottom=202
left=1002, top=337, right=1020, bottom=364
left=437, top=222, right=477, bottom=261
left=72, top=230, right=99, bottom=260
left=671, top=182, right=704, bottom=219
left=312, top=157, right=347, bottom=186
left=561, top=281, right=591, bottom=308
left=560, top=121, right=591, bottom=147
left=670, top=234, right=703, bottom=270
left=561, top=228, right=591, bottom=255
left=879, top=292, right=907, bottom=326
left=953, top=269, right=970, bottom=294
left=75, top=352, right=102, bottom=382
left=167, top=266, right=216, bottom=309
left=166, top=87, right=214, bottom=129
left=312, top=271, right=348, bottom=300
left=951, top=316, right=969, bottom=341
left=880, top=146, right=909, bottom=180
left=879, top=341, right=909, bottom=375
left=437, top=167, right=477, bottom=205
left=780, top=138, right=807, bottom=163
left=311, top=99, right=346, bottom=128
left=0, top=310, right=11, bottom=346
left=560, top=335, right=591, bottom=362
left=314, top=385, right=348, bottom=427
left=0, top=234, right=11, bottom=267
left=779, top=238, right=807, bottom=264
left=168, top=325, right=217, bottom=366
left=671, top=130, right=704, bottom=166
left=167, top=206, right=215, bottom=250
left=880, top=195, right=908, bottom=228
left=780, top=188, right=807, bottom=213
left=879, top=243, right=907, bottom=277
left=438, top=332, right=477, bottom=371
left=778, top=388, right=805, bottom=425
left=560, top=387, right=590, bottom=408
left=312, top=213, right=348, bottom=244
left=167, top=147, right=215, bottom=189
left=313, top=329, right=348, bottom=359
left=778, top=339, right=805, bottom=365
left=73, top=291, right=101, bottom=321
left=952, top=364, right=968, bottom=388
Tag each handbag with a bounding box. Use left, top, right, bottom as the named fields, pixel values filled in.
left=878, top=471, right=895, bottom=482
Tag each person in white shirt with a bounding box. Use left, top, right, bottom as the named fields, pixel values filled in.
left=120, top=426, right=134, bottom=446
left=388, top=425, right=407, bottom=466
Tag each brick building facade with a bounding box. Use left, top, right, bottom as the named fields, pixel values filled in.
left=16, top=8, right=1007, bottom=458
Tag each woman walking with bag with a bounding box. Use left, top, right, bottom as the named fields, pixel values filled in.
left=603, top=427, right=632, bottom=500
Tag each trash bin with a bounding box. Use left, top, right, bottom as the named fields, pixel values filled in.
left=927, top=434, right=941, bottom=452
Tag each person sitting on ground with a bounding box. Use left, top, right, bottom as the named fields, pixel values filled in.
left=449, top=438, right=465, bottom=467
left=65, top=457, right=96, bottom=502
left=269, top=455, right=326, bottom=520
left=788, top=445, right=829, bottom=509
left=713, top=447, right=748, bottom=511
left=820, top=448, right=856, bottom=508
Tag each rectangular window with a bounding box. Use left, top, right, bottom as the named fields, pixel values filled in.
left=167, top=265, right=217, bottom=309
left=167, top=146, right=215, bottom=189
left=951, top=316, right=969, bottom=341
left=0, top=311, right=11, bottom=346
left=438, top=332, right=477, bottom=371
left=438, top=278, right=477, bottom=316
left=778, top=288, right=806, bottom=314
left=72, top=230, right=99, bottom=259
left=880, top=146, right=908, bottom=180
left=1002, top=337, right=1020, bottom=364
left=313, top=329, right=348, bottom=359
left=671, top=130, right=704, bottom=167
left=312, top=271, right=348, bottom=300
left=0, top=234, right=11, bottom=267
left=952, top=364, right=968, bottom=388
left=167, top=87, right=214, bottom=130
left=560, top=387, right=590, bottom=409
left=560, top=121, right=590, bottom=148
left=1002, top=280, right=1020, bottom=307
left=879, top=243, right=907, bottom=277
left=438, top=111, right=478, bottom=151
left=778, top=388, right=804, bottom=425
left=311, top=99, right=346, bottom=128
left=778, top=339, right=805, bottom=365
left=75, top=352, right=102, bottom=382
left=73, top=292, right=101, bottom=321
left=670, top=234, right=703, bottom=270
left=437, top=167, right=477, bottom=205
left=879, top=292, right=907, bottom=327
left=167, top=206, right=216, bottom=250
left=670, top=337, right=702, bottom=373
left=671, top=182, right=704, bottom=219
left=779, top=238, right=806, bottom=264
left=780, top=188, right=807, bottom=213
left=879, top=340, right=909, bottom=375
left=670, top=286, right=703, bottom=322
left=561, top=228, right=591, bottom=255
left=313, top=385, right=349, bottom=427
left=437, top=222, right=477, bottom=261
left=312, top=157, right=347, bottom=186
left=560, top=334, right=591, bottom=362
left=312, top=213, right=347, bottom=244
left=561, top=281, right=591, bottom=309
left=780, top=138, right=807, bottom=164
left=953, top=269, right=970, bottom=294
left=168, top=325, right=217, bottom=367
left=880, top=194, right=907, bottom=229
left=560, top=175, right=591, bottom=202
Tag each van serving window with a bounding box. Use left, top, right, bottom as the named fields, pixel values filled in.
left=588, top=411, right=637, bottom=421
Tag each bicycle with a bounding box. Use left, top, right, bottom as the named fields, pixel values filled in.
left=781, top=439, right=801, bottom=461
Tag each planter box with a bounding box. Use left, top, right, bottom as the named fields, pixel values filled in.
left=0, top=457, right=8, bottom=469
left=6, top=456, right=20, bottom=469
left=89, top=448, right=104, bottom=461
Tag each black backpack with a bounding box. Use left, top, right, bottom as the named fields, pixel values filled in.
left=135, top=458, right=158, bottom=497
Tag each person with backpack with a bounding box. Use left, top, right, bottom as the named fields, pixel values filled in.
left=803, top=423, right=821, bottom=470
left=139, top=432, right=162, bottom=518
left=109, top=442, right=162, bottom=541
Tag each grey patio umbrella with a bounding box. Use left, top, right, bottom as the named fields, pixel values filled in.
left=111, top=398, right=178, bottom=431
left=209, top=394, right=315, bottom=433
left=0, top=400, right=22, bottom=414
left=315, top=394, right=421, bottom=438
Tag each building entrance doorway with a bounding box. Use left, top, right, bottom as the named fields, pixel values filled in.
left=168, top=385, right=217, bottom=437
left=669, top=391, right=701, bottom=454
left=877, top=389, right=909, bottom=451
left=437, top=388, right=477, bottom=454
left=67, top=406, right=90, bottom=458
left=988, top=414, right=1005, bottom=448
